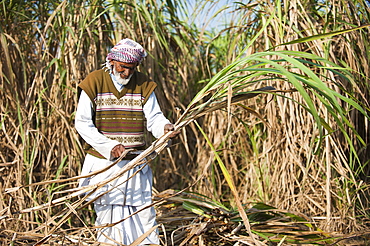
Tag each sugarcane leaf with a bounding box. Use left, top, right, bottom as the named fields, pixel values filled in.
left=182, top=201, right=212, bottom=218
left=276, top=24, right=370, bottom=46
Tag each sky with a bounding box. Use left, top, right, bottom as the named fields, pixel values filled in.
left=180, top=0, right=234, bottom=31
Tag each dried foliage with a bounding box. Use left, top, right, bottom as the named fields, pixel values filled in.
left=0, top=0, right=369, bottom=245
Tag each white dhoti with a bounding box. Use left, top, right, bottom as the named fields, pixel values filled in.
left=94, top=204, right=158, bottom=245
left=79, top=154, right=159, bottom=245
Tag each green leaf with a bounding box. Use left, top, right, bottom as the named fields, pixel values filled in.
left=277, top=24, right=370, bottom=46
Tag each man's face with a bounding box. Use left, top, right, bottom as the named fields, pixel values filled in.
left=111, top=60, right=137, bottom=79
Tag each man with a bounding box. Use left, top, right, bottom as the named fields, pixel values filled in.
left=75, top=38, right=176, bottom=245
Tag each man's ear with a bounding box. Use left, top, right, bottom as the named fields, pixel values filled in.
left=110, top=60, right=114, bottom=66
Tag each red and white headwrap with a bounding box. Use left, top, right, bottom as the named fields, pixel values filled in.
left=105, top=38, right=147, bottom=69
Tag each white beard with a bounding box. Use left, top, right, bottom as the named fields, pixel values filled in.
left=112, top=67, right=132, bottom=85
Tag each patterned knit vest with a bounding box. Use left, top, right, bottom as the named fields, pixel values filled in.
left=78, top=69, right=157, bottom=159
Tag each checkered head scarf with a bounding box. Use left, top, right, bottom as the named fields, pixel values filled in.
left=105, top=38, right=147, bottom=70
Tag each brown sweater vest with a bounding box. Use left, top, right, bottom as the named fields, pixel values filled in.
left=78, top=69, right=157, bottom=159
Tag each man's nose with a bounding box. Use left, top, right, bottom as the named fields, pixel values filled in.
left=120, top=68, right=129, bottom=75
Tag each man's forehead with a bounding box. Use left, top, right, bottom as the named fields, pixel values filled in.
left=113, top=60, right=137, bottom=66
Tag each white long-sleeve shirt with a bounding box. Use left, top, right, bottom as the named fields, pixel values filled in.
left=75, top=72, right=171, bottom=160
left=75, top=73, right=171, bottom=206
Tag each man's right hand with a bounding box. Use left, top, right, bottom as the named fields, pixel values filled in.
left=111, top=144, right=126, bottom=159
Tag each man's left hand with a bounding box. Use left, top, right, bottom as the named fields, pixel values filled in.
left=164, top=124, right=180, bottom=138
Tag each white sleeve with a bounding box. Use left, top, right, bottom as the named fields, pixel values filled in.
left=144, top=92, right=171, bottom=139
left=75, top=90, right=120, bottom=160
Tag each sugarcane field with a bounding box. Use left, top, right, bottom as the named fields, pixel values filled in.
left=0, top=0, right=370, bottom=245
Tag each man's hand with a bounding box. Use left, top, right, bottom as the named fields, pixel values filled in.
left=111, top=144, right=126, bottom=159
left=164, top=124, right=180, bottom=138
